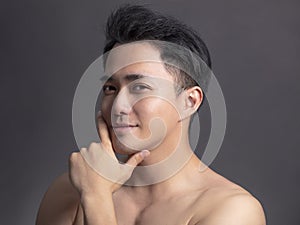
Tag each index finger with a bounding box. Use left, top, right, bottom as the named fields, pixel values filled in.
left=97, top=112, right=113, bottom=149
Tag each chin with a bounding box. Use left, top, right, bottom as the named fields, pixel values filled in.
left=112, top=140, right=143, bottom=155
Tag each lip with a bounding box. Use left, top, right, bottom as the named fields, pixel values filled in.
left=111, top=124, right=139, bottom=133
left=112, top=123, right=138, bottom=128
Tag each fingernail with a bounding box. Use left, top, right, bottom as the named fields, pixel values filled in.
left=97, top=111, right=102, bottom=117
left=141, top=150, right=150, bottom=158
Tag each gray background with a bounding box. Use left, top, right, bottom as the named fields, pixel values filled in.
left=1, top=0, right=299, bottom=224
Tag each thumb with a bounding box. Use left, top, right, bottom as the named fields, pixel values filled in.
left=126, top=150, right=150, bottom=167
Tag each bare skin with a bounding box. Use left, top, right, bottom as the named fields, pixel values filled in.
left=36, top=43, right=266, bottom=225
left=36, top=158, right=265, bottom=225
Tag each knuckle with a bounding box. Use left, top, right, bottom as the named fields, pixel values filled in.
left=88, top=142, right=98, bottom=149
left=80, top=147, right=87, bottom=153
left=69, top=152, right=78, bottom=162
left=80, top=147, right=86, bottom=151
left=135, top=154, right=142, bottom=162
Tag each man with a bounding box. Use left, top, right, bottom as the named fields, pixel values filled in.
left=36, top=4, right=266, bottom=225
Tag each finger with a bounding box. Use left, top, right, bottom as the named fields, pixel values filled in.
left=97, top=112, right=112, bottom=148
left=126, top=150, right=150, bottom=167
left=87, top=142, right=117, bottom=161
left=69, top=151, right=80, bottom=167
left=68, top=152, right=81, bottom=186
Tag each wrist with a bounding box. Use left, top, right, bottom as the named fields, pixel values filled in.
left=80, top=189, right=118, bottom=225
left=81, top=190, right=112, bottom=205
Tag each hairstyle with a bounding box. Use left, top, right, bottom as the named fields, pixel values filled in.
left=103, top=4, right=212, bottom=99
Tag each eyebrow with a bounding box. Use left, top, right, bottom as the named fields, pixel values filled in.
left=100, top=73, right=146, bottom=83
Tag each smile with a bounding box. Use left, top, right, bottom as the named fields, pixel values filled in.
left=111, top=124, right=139, bottom=133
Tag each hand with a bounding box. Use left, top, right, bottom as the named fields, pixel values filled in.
left=69, top=113, right=150, bottom=196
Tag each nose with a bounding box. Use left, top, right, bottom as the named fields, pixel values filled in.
left=111, top=88, right=132, bottom=116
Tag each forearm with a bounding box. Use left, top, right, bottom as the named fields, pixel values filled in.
left=81, top=192, right=118, bottom=225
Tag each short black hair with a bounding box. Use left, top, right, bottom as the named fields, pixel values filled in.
left=103, top=4, right=212, bottom=95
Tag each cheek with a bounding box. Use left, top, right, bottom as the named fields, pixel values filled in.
left=134, top=98, right=180, bottom=122
left=100, top=98, right=113, bottom=121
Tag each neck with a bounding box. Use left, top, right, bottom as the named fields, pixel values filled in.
left=139, top=119, right=191, bottom=166
left=124, top=120, right=209, bottom=191
left=125, top=154, right=208, bottom=201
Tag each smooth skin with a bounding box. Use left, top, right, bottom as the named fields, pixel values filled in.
left=36, top=43, right=266, bottom=225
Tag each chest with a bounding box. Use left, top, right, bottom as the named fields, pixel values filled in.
left=138, top=204, right=194, bottom=225
left=114, top=196, right=196, bottom=225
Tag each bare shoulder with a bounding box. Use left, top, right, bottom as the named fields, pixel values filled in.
left=203, top=191, right=265, bottom=225
left=191, top=171, right=266, bottom=225
left=36, top=172, right=80, bottom=225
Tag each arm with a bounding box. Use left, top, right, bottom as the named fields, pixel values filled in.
left=36, top=115, right=149, bottom=225
left=36, top=173, right=80, bottom=225
left=198, top=194, right=266, bottom=225
left=80, top=190, right=117, bottom=224
left=69, top=144, right=149, bottom=225
left=68, top=115, right=150, bottom=225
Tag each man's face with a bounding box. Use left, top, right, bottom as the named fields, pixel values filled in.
left=101, top=43, right=185, bottom=155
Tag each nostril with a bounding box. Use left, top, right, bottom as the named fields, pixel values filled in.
left=112, top=98, right=132, bottom=115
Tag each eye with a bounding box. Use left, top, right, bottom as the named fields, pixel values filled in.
left=102, top=85, right=117, bottom=95
left=131, top=83, right=152, bottom=92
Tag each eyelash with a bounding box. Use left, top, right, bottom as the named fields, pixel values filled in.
left=130, top=83, right=152, bottom=92
left=102, top=83, right=152, bottom=95
left=102, top=85, right=117, bottom=95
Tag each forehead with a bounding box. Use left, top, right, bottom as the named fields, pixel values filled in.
left=104, top=42, right=174, bottom=82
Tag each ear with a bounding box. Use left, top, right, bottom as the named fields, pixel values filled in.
left=180, top=86, right=203, bottom=120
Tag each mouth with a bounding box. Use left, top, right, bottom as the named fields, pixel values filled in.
left=111, top=124, right=139, bottom=133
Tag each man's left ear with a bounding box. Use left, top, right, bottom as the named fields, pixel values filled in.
left=180, top=86, right=203, bottom=120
